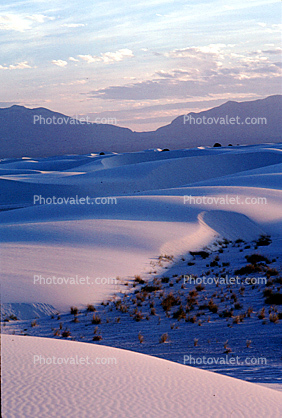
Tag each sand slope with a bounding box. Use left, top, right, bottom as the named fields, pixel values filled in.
left=2, top=334, right=282, bottom=418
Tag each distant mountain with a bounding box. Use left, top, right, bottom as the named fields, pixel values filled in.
left=0, top=95, right=281, bottom=158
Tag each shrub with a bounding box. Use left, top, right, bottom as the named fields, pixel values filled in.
left=31, top=320, right=37, bottom=327
left=255, top=235, right=271, bottom=246
left=134, top=275, right=145, bottom=285
left=189, top=251, right=209, bottom=259
left=196, top=284, right=205, bottom=292
left=62, top=329, right=71, bottom=338
left=138, top=332, right=144, bottom=343
left=87, top=304, right=96, bottom=312
left=161, top=292, right=180, bottom=311
left=208, top=299, right=218, bottom=313
left=173, top=306, right=186, bottom=321
left=70, top=306, right=78, bottom=315
left=246, top=340, right=252, bottom=348
left=150, top=307, right=156, bottom=316
left=221, top=310, right=233, bottom=318
left=194, top=338, right=198, bottom=347
left=72, top=317, right=79, bottom=323
left=159, top=333, right=168, bottom=343
left=161, top=277, right=170, bottom=283
left=142, top=284, right=161, bottom=293
left=258, top=307, right=265, bottom=319
left=265, top=292, right=282, bottom=305
left=133, top=311, right=143, bottom=322
left=92, top=314, right=101, bottom=324
left=235, top=264, right=262, bottom=275
left=269, top=313, right=279, bottom=323
left=245, top=254, right=270, bottom=264
left=93, top=335, right=102, bottom=341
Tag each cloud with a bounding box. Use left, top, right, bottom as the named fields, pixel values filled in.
left=262, top=48, right=282, bottom=55
left=0, top=61, right=34, bottom=70
left=52, top=60, right=68, bottom=67
left=87, top=53, right=281, bottom=101
left=0, top=14, right=31, bottom=32
left=69, top=57, right=79, bottom=62
left=78, top=49, right=134, bottom=64
left=0, top=14, right=54, bottom=32
left=61, top=23, right=85, bottom=28
left=27, top=14, right=55, bottom=23
left=166, top=44, right=226, bottom=59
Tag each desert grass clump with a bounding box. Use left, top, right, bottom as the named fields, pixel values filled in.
left=246, top=307, right=253, bottom=318
left=255, top=235, right=271, bottom=246
left=133, top=311, right=143, bottom=322
left=269, top=313, right=279, bottom=323
left=265, top=292, right=282, bottom=305
left=31, top=320, right=37, bottom=327
left=245, top=254, right=270, bottom=264
left=62, top=329, right=71, bottom=338
left=70, top=306, right=78, bottom=315
left=138, top=332, right=144, bottom=343
left=93, top=335, right=102, bottom=341
left=161, top=292, right=180, bottom=312
left=87, top=304, right=96, bottom=312
left=258, top=307, right=265, bottom=319
left=72, top=316, right=79, bottom=323
left=134, top=275, right=145, bottom=285
left=92, top=313, right=101, bottom=324
left=150, top=307, right=156, bottom=316
left=246, top=340, right=252, bottom=348
left=159, top=333, right=168, bottom=343
left=208, top=299, right=218, bottom=314
left=172, top=305, right=186, bottom=321
left=224, top=340, right=232, bottom=354
left=194, top=338, right=198, bottom=347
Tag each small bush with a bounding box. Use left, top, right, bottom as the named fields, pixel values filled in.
left=245, top=254, right=270, bottom=264
left=255, top=235, right=271, bottom=246
left=134, top=275, right=145, bottom=285
left=161, top=292, right=180, bottom=311
left=269, top=313, right=279, bottom=323
left=87, top=304, right=96, bottom=312
left=246, top=340, right=252, bottom=348
left=172, top=306, right=186, bottom=321
left=258, top=307, right=265, bottom=319
left=62, top=329, right=71, bottom=338
left=208, top=299, right=218, bottom=313
left=159, top=333, right=168, bottom=343
left=133, top=311, right=143, bottom=322
left=92, top=314, right=101, bottom=324
left=93, top=335, right=102, bottom=341
left=265, top=292, right=282, bottom=305
left=70, top=306, right=78, bottom=315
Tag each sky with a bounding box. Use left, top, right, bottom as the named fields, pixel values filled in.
left=0, top=0, right=281, bottom=131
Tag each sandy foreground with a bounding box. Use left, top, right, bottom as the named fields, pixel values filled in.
left=2, top=334, right=282, bottom=418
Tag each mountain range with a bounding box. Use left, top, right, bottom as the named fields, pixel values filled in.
left=0, top=95, right=281, bottom=158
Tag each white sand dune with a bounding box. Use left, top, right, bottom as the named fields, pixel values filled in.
left=2, top=334, right=282, bottom=418
left=1, top=144, right=282, bottom=314
left=198, top=210, right=266, bottom=241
